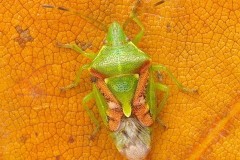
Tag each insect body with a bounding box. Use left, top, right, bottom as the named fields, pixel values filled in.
left=44, top=1, right=196, bottom=160
left=86, top=22, right=155, bottom=159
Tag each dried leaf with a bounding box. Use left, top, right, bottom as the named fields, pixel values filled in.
left=0, top=0, right=240, bottom=159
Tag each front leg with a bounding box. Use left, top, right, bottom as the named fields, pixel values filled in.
left=123, top=0, right=145, bottom=45
left=57, top=42, right=96, bottom=59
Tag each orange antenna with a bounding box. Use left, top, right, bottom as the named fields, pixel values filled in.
left=42, top=4, right=108, bottom=32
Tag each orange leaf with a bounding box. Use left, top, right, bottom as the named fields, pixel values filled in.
left=0, top=0, right=239, bottom=159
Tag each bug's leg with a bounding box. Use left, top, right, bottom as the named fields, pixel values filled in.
left=57, top=42, right=96, bottom=60
left=147, top=72, right=168, bottom=128
left=157, top=71, right=164, bottom=82
left=155, top=83, right=169, bottom=113
left=60, top=64, right=90, bottom=91
left=82, top=92, right=101, bottom=140
left=122, top=0, right=139, bottom=29
left=131, top=12, right=145, bottom=45
left=156, top=117, right=167, bottom=129
left=151, top=64, right=197, bottom=93
left=123, top=0, right=145, bottom=45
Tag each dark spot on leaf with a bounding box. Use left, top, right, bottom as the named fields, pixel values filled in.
left=68, top=135, right=75, bottom=143
left=42, top=4, right=54, bottom=8
left=154, top=0, right=165, bottom=6
left=19, top=134, right=30, bottom=143
left=166, top=23, right=171, bottom=32
left=15, top=25, right=33, bottom=48
left=56, top=155, right=60, bottom=160
left=58, top=6, right=69, bottom=11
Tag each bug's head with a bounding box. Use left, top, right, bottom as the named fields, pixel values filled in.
left=106, top=21, right=128, bottom=46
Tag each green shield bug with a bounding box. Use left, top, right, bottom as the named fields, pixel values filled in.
left=43, top=1, right=197, bottom=159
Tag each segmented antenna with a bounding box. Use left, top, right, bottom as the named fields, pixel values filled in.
left=42, top=4, right=108, bottom=32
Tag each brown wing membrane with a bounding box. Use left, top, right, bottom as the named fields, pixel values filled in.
left=133, top=61, right=153, bottom=126
left=91, top=70, right=123, bottom=131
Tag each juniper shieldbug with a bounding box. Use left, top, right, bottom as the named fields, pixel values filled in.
left=43, top=1, right=197, bottom=159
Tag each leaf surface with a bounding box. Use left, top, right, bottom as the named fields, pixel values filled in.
left=0, top=0, right=240, bottom=159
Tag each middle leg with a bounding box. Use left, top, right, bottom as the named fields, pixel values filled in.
left=57, top=42, right=96, bottom=59
left=60, top=64, right=90, bottom=91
